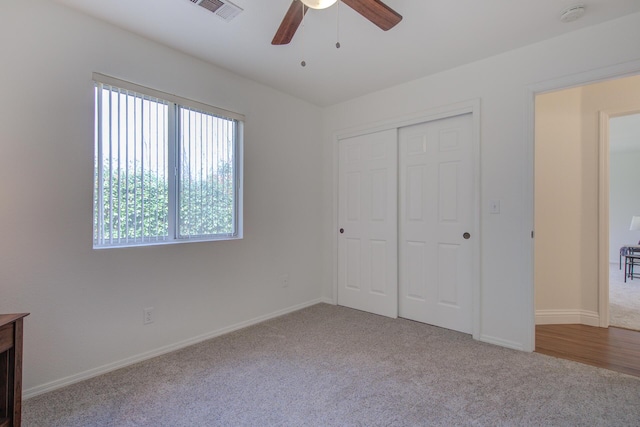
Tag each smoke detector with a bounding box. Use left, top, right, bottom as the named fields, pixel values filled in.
left=560, top=5, right=586, bottom=23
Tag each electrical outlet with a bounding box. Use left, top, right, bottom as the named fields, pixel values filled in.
left=143, top=307, right=154, bottom=325
left=281, top=273, right=290, bottom=288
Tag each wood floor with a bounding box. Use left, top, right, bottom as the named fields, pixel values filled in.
left=536, top=324, right=640, bottom=377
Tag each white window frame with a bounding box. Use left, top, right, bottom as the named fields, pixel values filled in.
left=93, top=73, right=244, bottom=248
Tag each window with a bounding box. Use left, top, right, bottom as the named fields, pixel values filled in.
left=93, top=73, right=243, bottom=248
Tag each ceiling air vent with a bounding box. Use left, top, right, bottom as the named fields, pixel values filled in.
left=191, top=0, right=243, bottom=22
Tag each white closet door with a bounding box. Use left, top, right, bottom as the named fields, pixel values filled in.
left=398, top=114, right=474, bottom=333
left=337, top=129, right=398, bottom=318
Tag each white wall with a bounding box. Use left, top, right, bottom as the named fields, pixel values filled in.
left=322, top=13, right=640, bottom=350
left=610, top=150, right=640, bottom=261
left=0, top=0, right=324, bottom=395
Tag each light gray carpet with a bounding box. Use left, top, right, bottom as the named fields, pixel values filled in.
left=610, top=263, right=640, bottom=331
left=24, top=304, right=640, bottom=426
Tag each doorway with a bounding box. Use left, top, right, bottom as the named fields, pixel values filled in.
left=607, top=111, right=640, bottom=330
left=533, top=75, right=640, bottom=332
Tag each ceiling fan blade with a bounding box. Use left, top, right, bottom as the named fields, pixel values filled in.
left=272, top=1, right=308, bottom=45
left=341, top=0, right=402, bottom=31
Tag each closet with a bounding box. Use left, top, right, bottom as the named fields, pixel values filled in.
left=337, top=113, right=475, bottom=333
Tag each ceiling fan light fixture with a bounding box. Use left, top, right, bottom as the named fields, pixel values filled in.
left=300, top=0, right=337, bottom=10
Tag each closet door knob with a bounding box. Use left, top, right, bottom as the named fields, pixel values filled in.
left=339, top=228, right=344, bottom=234
left=463, top=232, right=471, bottom=239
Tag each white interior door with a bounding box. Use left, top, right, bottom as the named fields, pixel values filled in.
left=337, top=129, right=398, bottom=318
left=398, top=114, right=474, bottom=333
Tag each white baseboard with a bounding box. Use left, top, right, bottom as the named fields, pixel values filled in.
left=320, top=296, right=335, bottom=304
left=24, top=298, right=327, bottom=399
left=479, top=334, right=525, bottom=351
left=535, top=309, right=600, bottom=327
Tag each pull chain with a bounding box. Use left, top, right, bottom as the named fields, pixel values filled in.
left=336, top=0, right=341, bottom=49
left=301, top=4, right=307, bottom=67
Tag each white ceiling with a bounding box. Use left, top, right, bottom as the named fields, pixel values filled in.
left=55, top=0, right=640, bottom=107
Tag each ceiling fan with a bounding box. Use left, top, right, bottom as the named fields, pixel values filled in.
left=272, top=0, right=402, bottom=45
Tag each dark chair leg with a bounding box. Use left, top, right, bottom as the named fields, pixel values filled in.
left=625, top=257, right=628, bottom=283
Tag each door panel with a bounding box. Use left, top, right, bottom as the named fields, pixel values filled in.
left=399, top=114, right=473, bottom=333
left=338, top=129, right=398, bottom=318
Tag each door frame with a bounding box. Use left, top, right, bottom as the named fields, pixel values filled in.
left=525, top=59, right=640, bottom=351
left=331, top=99, right=482, bottom=340
left=598, top=107, right=640, bottom=327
